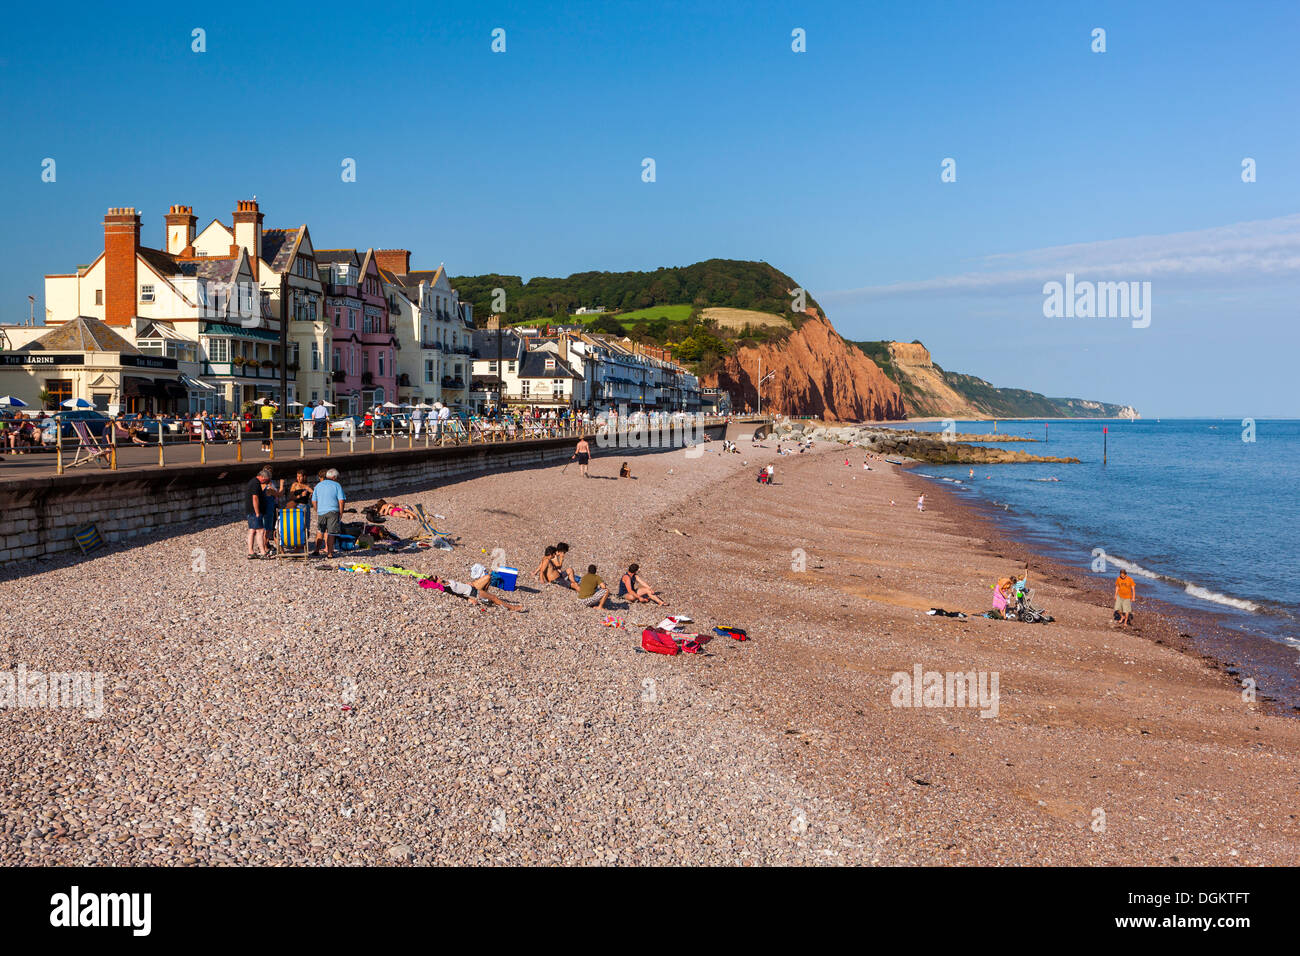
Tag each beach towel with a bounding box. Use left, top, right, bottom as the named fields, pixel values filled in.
left=713, top=625, right=749, bottom=641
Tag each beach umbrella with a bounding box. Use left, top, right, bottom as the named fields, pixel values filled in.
left=287, top=401, right=303, bottom=407
left=382, top=401, right=401, bottom=409
left=0, top=396, right=28, bottom=407
left=61, top=397, right=93, bottom=409
left=321, top=401, right=335, bottom=408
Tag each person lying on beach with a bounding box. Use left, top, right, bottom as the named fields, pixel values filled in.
left=373, top=499, right=418, bottom=519
left=576, top=564, right=609, bottom=609
left=620, top=563, right=667, bottom=606
left=422, top=571, right=525, bottom=612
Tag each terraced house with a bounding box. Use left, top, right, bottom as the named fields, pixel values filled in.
left=41, top=205, right=276, bottom=414
left=374, top=250, right=474, bottom=410
left=316, top=249, right=398, bottom=415
left=194, top=201, right=331, bottom=408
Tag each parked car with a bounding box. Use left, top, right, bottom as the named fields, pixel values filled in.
left=50, top=409, right=111, bottom=439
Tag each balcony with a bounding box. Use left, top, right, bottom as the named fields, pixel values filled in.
left=441, top=377, right=466, bottom=390
left=421, top=342, right=443, bottom=351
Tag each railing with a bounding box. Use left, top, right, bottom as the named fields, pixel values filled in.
left=24, top=412, right=733, bottom=475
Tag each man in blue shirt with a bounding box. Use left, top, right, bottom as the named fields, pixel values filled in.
left=311, top=467, right=346, bottom=557
left=302, top=402, right=315, bottom=440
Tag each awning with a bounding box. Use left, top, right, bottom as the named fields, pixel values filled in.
left=181, top=375, right=215, bottom=391
left=155, top=378, right=187, bottom=399
left=122, top=377, right=156, bottom=398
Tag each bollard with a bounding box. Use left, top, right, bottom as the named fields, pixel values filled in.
left=109, top=428, right=117, bottom=470
left=158, top=429, right=165, bottom=467
left=56, top=427, right=64, bottom=475
left=268, top=419, right=275, bottom=459
left=236, top=418, right=243, bottom=461
left=200, top=422, right=207, bottom=464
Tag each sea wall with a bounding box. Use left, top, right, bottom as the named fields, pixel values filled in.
left=0, top=425, right=726, bottom=566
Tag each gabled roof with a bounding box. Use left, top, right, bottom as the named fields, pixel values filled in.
left=518, top=349, right=578, bottom=379
left=262, top=228, right=303, bottom=272
left=314, top=249, right=360, bottom=266
left=173, top=257, right=239, bottom=283
left=21, top=316, right=141, bottom=354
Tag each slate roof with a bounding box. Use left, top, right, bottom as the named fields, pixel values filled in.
left=261, top=229, right=301, bottom=272
left=21, top=316, right=141, bottom=353
left=518, top=349, right=578, bottom=379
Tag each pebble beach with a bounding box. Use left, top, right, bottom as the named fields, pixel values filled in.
left=2, top=438, right=1298, bottom=866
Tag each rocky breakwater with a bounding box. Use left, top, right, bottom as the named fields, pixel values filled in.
left=768, top=419, right=1079, bottom=464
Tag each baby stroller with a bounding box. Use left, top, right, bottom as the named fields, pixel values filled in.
left=1006, top=581, right=1053, bottom=623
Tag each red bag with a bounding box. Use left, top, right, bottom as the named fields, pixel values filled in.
left=641, top=628, right=679, bottom=655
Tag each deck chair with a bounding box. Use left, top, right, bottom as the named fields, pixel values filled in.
left=274, top=506, right=311, bottom=558
left=411, top=504, right=455, bottom=548
left=69, top=420, right=111, bottom=469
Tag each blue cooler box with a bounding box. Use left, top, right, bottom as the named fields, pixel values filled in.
left=491, top=566, right=519, bottom=591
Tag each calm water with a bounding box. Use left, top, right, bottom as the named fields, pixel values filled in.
left=893, top=418, right=1300, bottom=651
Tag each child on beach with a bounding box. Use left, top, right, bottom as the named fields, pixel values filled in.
left=917, top=495, right=925, bottom=512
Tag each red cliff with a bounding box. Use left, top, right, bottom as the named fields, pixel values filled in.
left=703, top=311, right=905, bottom=421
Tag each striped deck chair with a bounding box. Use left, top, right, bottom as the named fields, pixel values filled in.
left=274, top=506, right=311, bottom=558
left=411, top=504, right=455, bottom=548
left=69, top=420, right=111, bottom=469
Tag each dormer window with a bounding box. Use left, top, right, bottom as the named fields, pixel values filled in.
left=140, top=285, right=155, bottom=302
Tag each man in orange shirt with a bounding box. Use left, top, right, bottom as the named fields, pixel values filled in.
left=1114, top=569, right=1135, bottom=627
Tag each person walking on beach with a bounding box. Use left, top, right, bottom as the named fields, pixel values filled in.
left=917, top=494, right=925, bottom=512
left=312, top=467, right=346, bottom=558
left=245, top=466, right=274, bottom=559
left=573, top=435, right=592, bottom=478
left=1114, top=569, right=1136, bottom=627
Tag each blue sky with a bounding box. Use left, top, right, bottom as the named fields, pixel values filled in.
left=2, top=0, right=1297, bottom=416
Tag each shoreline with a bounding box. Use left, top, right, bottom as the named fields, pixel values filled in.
left=899, top=466, right=1300, bottom=718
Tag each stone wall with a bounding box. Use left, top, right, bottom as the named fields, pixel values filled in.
left=0, top=425, right=726, bottom=566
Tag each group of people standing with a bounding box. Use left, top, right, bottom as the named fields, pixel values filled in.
left=245, top=466, right=347, bottom=559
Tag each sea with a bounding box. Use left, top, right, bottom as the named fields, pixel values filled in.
left=891, top=418, right=1300, bottom=657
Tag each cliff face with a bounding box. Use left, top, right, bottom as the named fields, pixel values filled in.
left=885, top=342, right=983, bottom=417
left=703, top=311, right=905, bottom=422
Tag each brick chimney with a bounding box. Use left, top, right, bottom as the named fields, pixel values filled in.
left=164, top=204, right=197, bottom=256
left=374, top=249, right=410, bottom=276
left=103, top=207, right=141, bottom=327
left=486, top=314, right=500, bottom=330
left=231, top=200, right=263, bottom=278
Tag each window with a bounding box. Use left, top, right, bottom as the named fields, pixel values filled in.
left=520, top=381, right=530, bottom=398
left=488, top=362, right=498, bottom=373
left=333, top=349, right=340, bottom=372
left=424, top=360, right=434, bottom=383
left=207, top=338, right=229, bottom=363
left=45, top=379, right=72, bottom=406
left=311, top=391, right=319, bottom=402
left=508, top=361, right=516, bottom=373
left=95, top=289, right=103, bottom=305
left=311, top=342, right=320, bottom=371
left=348, top=309, right=355, bottom=330
left=140, top=285, right=155, bottom=302
left=334, top=308, right=341, bottom=327
left=378, top=352, right=384, bottom=376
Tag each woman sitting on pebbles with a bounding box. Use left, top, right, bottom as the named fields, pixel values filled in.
left=620, top=563, right=667, bottom=607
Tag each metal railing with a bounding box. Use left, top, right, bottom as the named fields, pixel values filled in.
left=28, top=412, right=734, bottom=475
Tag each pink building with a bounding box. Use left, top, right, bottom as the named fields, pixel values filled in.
left=316, top=249, right=398, bottom=415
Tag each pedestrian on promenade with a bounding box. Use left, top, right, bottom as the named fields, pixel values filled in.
left=312, top=401, right=329, bottom=440
left=412, top=404, right=423, bottom=438
left=573, top=435, right=592, bottom=478
left=302, top=401, right=314, bottom=441
left=312, top=467, right=346, bottom=558
left=246, top=466, right=274, bottom=559
left=1114, top=569, right=1136, bottom=627
left=438, top=402, right=450, bottom=438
